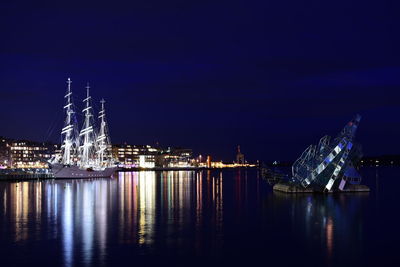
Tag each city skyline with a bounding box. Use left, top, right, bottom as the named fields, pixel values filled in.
left=1, top=1, right=400, bottom=162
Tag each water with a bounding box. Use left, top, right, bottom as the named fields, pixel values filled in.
left=0, top=168, right=398, bottom=266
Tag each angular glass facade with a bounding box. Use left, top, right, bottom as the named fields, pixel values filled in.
left=292, top=115, right=363, bottom=192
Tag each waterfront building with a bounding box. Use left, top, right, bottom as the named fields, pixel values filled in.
left=112, top=144, right=193, bottom=168
left=9, top=140, right=57, bottom=168
left=163, top=147, right=192, bottom=167
left=112, top=144, right=159, bottom=168
left=210, top=161, right=252, bottom=168
left=0, top=137, right=10, bottom=168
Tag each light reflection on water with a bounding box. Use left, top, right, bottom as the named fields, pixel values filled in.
left=0, top=169, right=390, bottom=266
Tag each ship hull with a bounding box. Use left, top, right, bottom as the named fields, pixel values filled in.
left=50, top=163, right=117, bottom=179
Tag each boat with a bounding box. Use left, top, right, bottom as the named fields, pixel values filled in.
left=50, top=78, right=117, bottom=178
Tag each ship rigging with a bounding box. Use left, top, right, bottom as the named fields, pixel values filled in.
left=50, top=78, right=116, bottom=178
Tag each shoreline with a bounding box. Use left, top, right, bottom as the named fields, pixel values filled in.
left=0, top=166, right=259, bottom=181
left=118, top=166, right=258, bottom=172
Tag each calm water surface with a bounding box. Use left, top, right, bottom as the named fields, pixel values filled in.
left=0, top=168, right=399, bottom=266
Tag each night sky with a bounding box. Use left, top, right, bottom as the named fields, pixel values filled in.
left=1, top=1, right=399, bottom=162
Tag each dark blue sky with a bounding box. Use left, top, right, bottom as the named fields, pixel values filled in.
left=0, top=0, right=399, bottom=162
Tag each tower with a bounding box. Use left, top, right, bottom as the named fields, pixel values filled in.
left=236, top=145, right=245, bottom=164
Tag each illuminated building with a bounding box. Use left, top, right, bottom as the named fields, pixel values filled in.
left=112, top=144, right=158, bottom=168
left=139, top=155, right=155, bottom=168
left=9, top=140, right=57, bottom=168
left=162, top=147, right=192, bottom=167
left=0, top=137, right=10, bottom=168
left=113, top=144, right=194, bottom=168
left=210, top=161, right=256, bottom=168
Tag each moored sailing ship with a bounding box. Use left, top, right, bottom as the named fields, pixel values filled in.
left=50, top=78, right=117, bottom=178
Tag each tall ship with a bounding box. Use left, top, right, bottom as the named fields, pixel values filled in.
left=50, top=78, right=117, bottom=178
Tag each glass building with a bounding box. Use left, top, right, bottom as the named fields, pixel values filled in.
left=292, top=115, right=363, bottom=192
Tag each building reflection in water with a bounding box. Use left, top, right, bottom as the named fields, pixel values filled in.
left=3, top=181, right=41, bottom=242
left=118, top=171, right=137, bottom=244
left=137, top=171, right=156, bottom=245
left=0, top=169, right=387, bottom=266
left=272, top=191, right=369, bottom=264
left=63, top=184, right=73, bottom=266
left=0, top=170, right=231, bottom=265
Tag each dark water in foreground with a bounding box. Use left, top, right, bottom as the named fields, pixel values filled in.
left=0, top=168, right=399, bottom=266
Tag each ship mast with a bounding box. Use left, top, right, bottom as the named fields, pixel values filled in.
left=96, top=99, right=110, bottom=166
left=61, top=78, right=75, bottom=165
left=79, top=83, right=96, bottom=168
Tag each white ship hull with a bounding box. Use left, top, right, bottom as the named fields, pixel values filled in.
left=51, top=163, right=117, bottom=179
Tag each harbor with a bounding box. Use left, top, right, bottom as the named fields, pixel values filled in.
left=0, top=167, right=396, bottom=266
left=1, top=0, right=399, bottom=266
left=0, top=112, right=372, bottom=195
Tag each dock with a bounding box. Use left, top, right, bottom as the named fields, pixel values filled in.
left=0, top=169, right=54, bottom=180
left=273, top=182, right=370, bottom=193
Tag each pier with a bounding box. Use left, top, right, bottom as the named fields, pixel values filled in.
left=0, top=169, right=54, bottom=180
left=273, top=182, right=370, bottom=193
